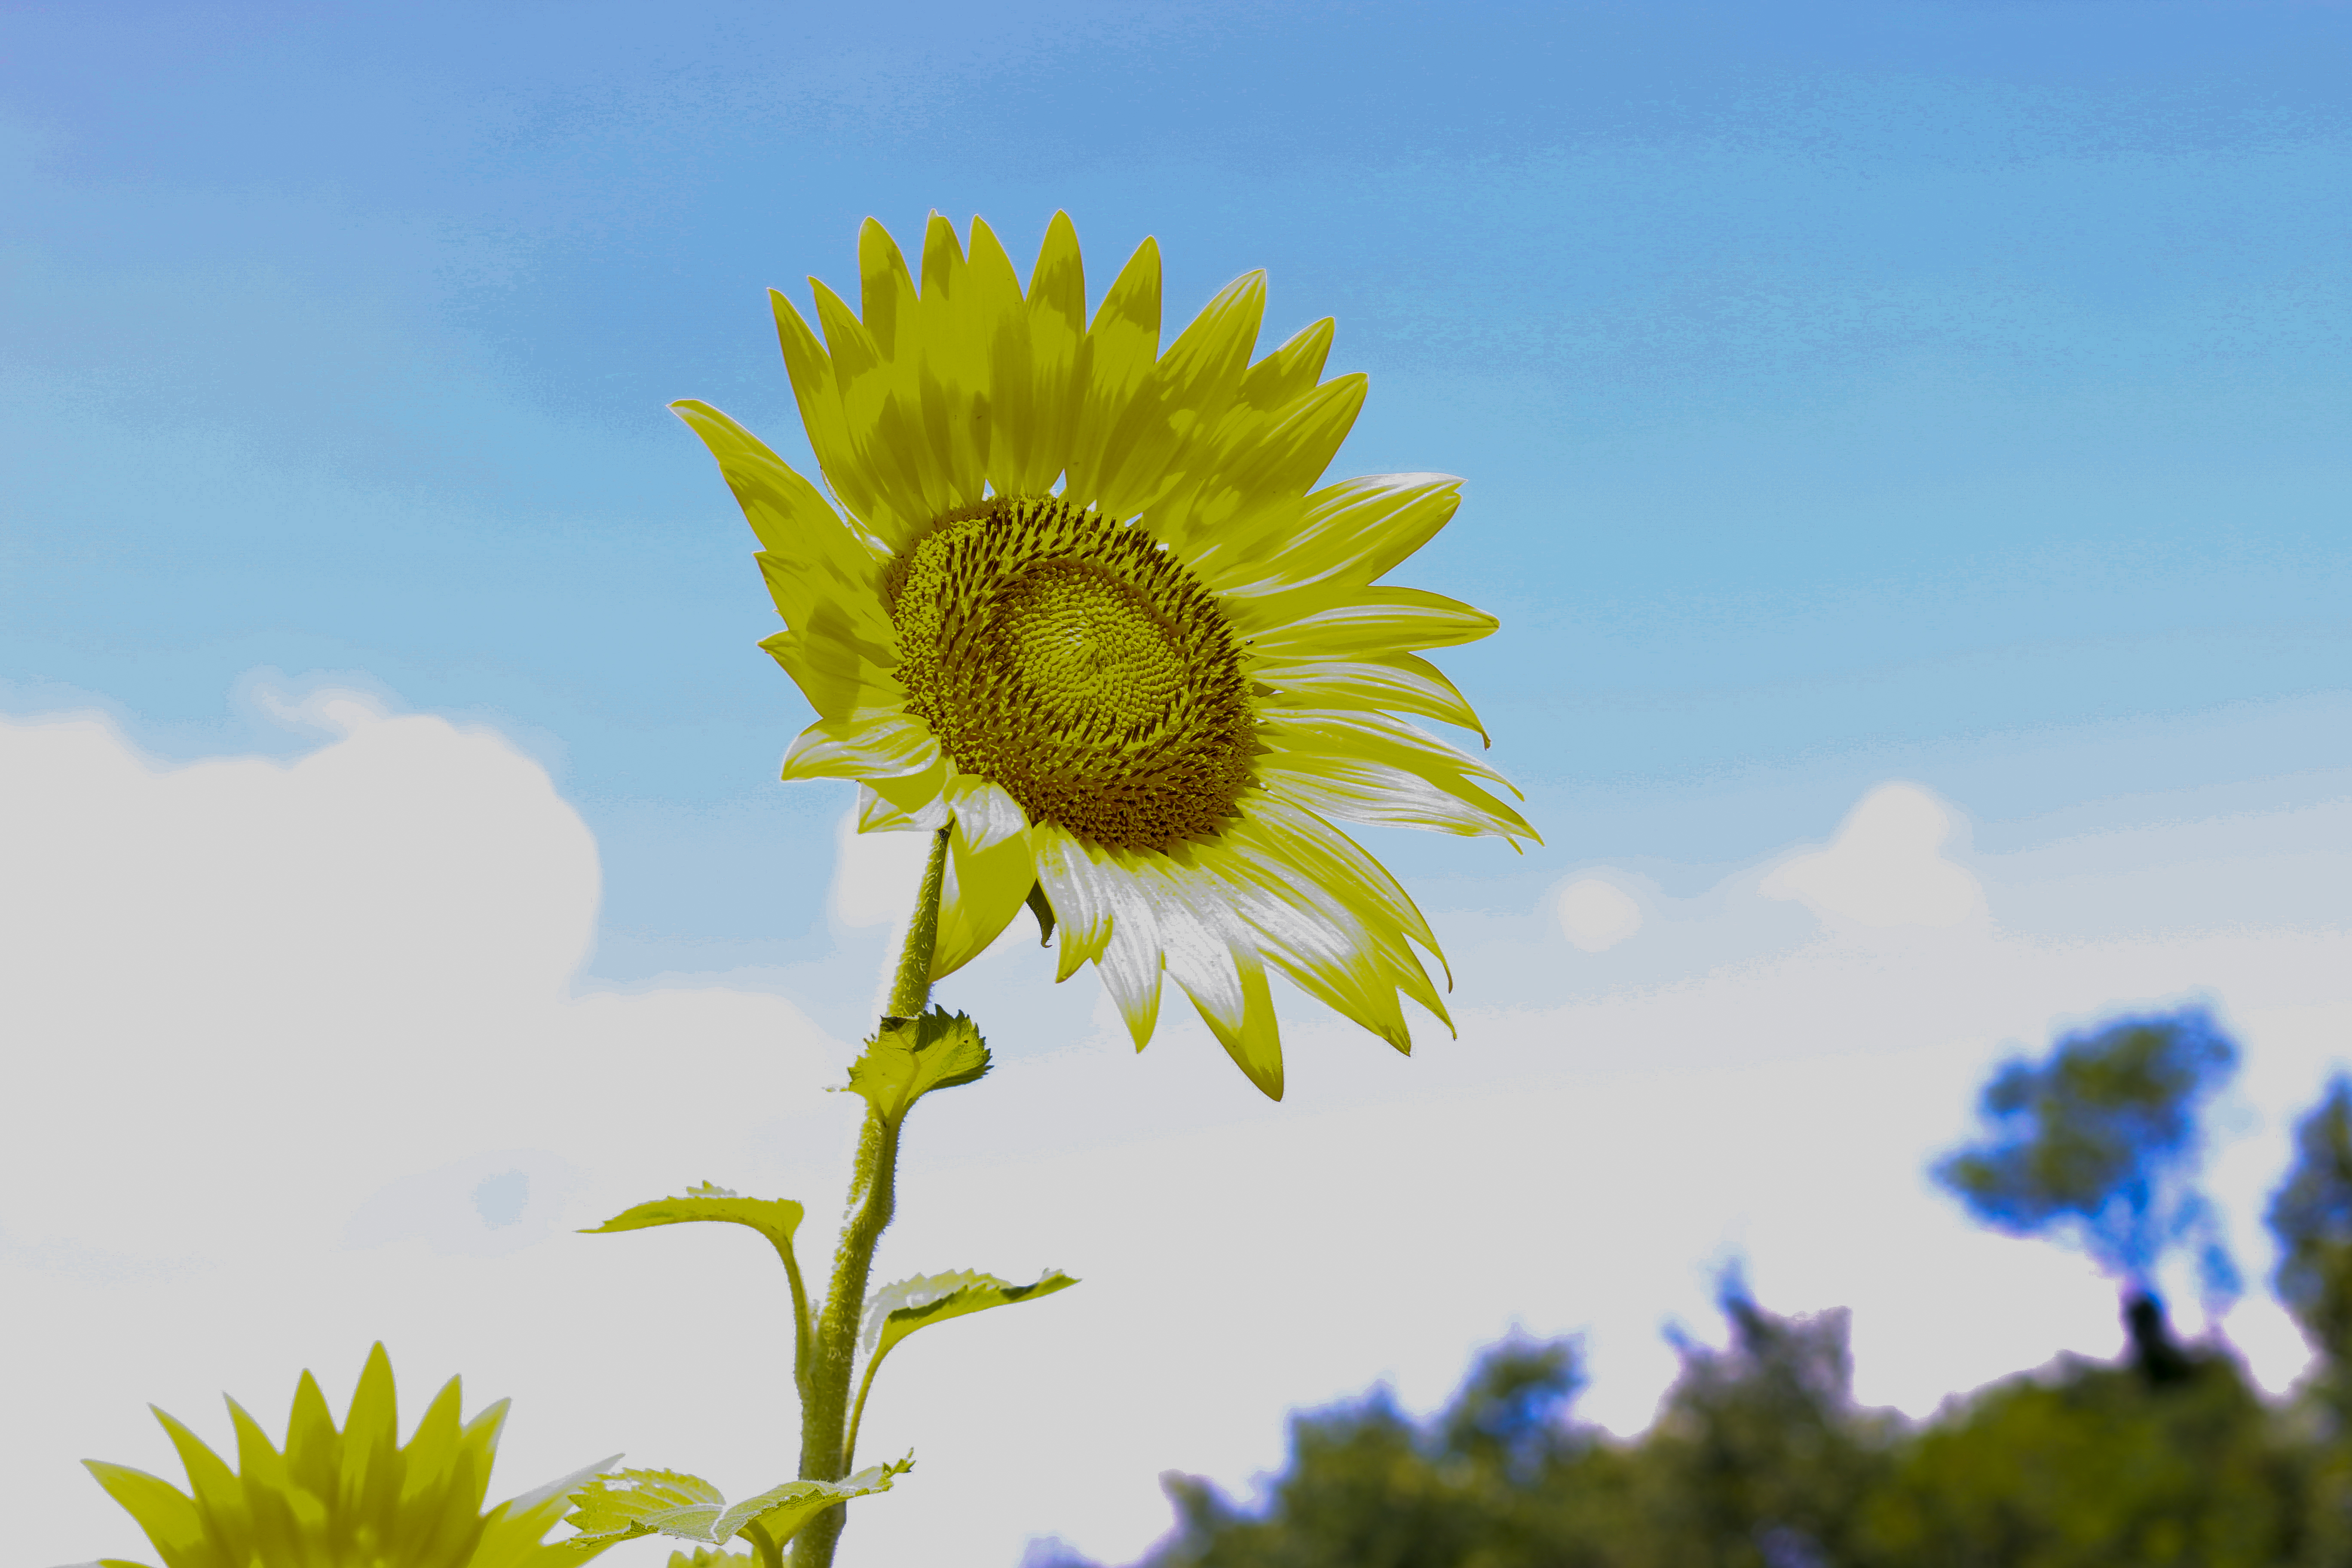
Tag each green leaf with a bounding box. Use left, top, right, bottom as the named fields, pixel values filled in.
left=862, top=1269, right=1080, bottom=1364
left=720, top=1458, right=913, bottom=1552
left=842, top=1009, right=990, bottom=1127
left=564, top=1469, right=726, bottom=1546
left=563, top=1459, right=910, bottom=1553
left=663, top=1550, right=758, bottom=1568
left=581, top=1183, right=805, bottom=1268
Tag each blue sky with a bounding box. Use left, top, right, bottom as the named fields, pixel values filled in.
left=8, top=5, right=2352, bottom=1564
left=8, top=0, right=2348, bottom=983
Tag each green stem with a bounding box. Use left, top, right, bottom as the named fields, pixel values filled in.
left=790, top=826, right=949, bottom=1568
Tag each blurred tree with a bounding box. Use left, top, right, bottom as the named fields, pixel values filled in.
left=1146, top=1332, right=1630, bottom=1568
left=2266, top=1072, right=2352, bottom=1560
left=1855, top=1350, right=2302, bottom=1568
left=2271, top=1074, right=2352, bottom=1374
left=1626, top=1272, right=1896, bottom=1568
left=1934, top=1005, right=2240, bottom=1383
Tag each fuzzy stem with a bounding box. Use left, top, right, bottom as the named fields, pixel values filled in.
left=790, top=826, right=949, bottom=1568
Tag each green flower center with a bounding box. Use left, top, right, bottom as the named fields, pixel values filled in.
left=885, top=496, right=1254, bottom=851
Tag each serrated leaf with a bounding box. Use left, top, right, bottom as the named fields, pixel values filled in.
left=581, top=1183, right=805, bottom=1266
left=663, top=1550, right=758, bottom=1568
left=842, top=1008, right=990, bottom=1127
left=861, top=1269, right=1080, bottom=1361
left=717, top=1458, right=912, bottom=1549
left=563, top=1459, right=910, bottom=1552
left=564, top=1469, right=726, bottom=1545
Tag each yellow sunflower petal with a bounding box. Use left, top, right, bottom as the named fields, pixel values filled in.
left=1090, top=851, right=1168, bottom=1047
left=1210, top=473, right=1462, bottom=601
left=1094, top=270, right=1266, bottom=522
left=1236, top=317, right=1334, bottom=414
left=931, top=822, right=1037, bottom=980
left=1207, top=851, right=1412, bottom=1054
left=1235, top=794, right=1446, bottom=968
left=759, top=629, right=901, bottom=722
left=915, top=213, right=989, bottom=508
left=1065, top=236, right=1161, bottom=514
left=780, top=710, right=939, bottom=783
left=810, top=275, right=931, bottom=545
left=1259, top=709, right=1521, bottom=799
left=1029, top=824, right=1117, bottom=978
left=1150, top=856, right=1284, bottom=1098
left=1253, top=652, right=1490, bottom=744
left=964, top=216, right=1034, bottom=496
left=859, top=761, right=950, bottom=833
left=944, top=772, right=1030, bottom=851
left=670, top=400, right=891, bottom=637
left=1014, top=211, right=1087, bottom=496
left=768, top=291, right=879, bottom=529
left=1258, top=755, right=1536, bottom=842
left=1235, top=584, right=1500, bottom=657
left=1158, top=372, right=1364, bottom=568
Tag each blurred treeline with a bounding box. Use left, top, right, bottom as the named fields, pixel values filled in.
left=1044, top=1008, right=2352, bottom=1568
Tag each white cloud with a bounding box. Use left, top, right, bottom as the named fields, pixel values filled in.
left=9, top=710, right=2352, bottom=1568
left=1761, top=781, right=1985, bottom=929
left=1556, top=877, right=1644, bottom=951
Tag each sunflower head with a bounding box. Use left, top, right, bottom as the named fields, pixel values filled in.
left=675, top=212, right=1537, bottom=1099
left=83, top=1344, right=614, bottom=1568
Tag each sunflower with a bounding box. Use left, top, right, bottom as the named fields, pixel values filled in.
left=675, top=213, right=1534, bottom=1099
left=82, top=1344, right=615, bottom=1568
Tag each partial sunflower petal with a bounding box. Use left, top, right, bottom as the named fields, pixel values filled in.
left=760, top=628, right=901, bottom=722
left=931, top=824, right=1036, bottom=980
left=944, top=772, right=1030, bottom=851
left=1092, top=851, right=1167, bottom=1047
left=1236, top=585, right=1500, bottom=657
left=780, top=710, right=939, bottom=783
left=810, top=275, right=931, bottom=545
left=916, top=213, right=989, bottom=506
left=860, top=762, right=951, bottom=833
left=1095, top=270, right=1266, bottom=522
left=1152, top=857, right=1284, bottom=1099
left=964, top=216, right=1033, bottom=497
left=1211, top=473, right=1462, bottom=601
left=1065, top=236, right=1161, bottom=514
left=1259, top=709, right=1520, bottom=798
left=1235, top=317, right=1334, bottom=415
left=1015, top=211, right=1087, bottom=496
left=1258, top=756, right=1537, bottom=843
left=671, top=401, right=891, bottom=628
left=768, top=291, right=879, bottom=529
left=1029, top=824, right=1116, bottom=977
left=1252, top=653, right=1489, bottom=744
left=1237, top=793, right=1446, bottom=966
left=1159, top=373, right=1364, bottom=568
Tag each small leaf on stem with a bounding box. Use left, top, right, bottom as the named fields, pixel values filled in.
left=862, top=1269, right=1080, bottom=1360
left=842, top=1009, right=991, bottom=1128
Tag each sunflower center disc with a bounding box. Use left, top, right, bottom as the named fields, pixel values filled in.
left=887, top=496, right=1254, bottom=851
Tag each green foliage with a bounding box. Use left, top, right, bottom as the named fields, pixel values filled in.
left=81, top=1343, right=617, bottom=1568
left=561, top=1457, right=912, bottom=1555
left=2270, top=1073, right=2352, bottom=1365
left=1632, top=1279, right=1897, bottom=1568
left=843, top=1007, right=991, bottom=1129
left=1932, top=1005, right=2238, bottom=1294
left=1120, top=1281, right=2323, bottom=1568
left=582, top=1183, right=805, bottom=1268
left=862, top=1268, right=1080, bottom=1366
left=1857, top=1354, right=2302, bottom=1567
